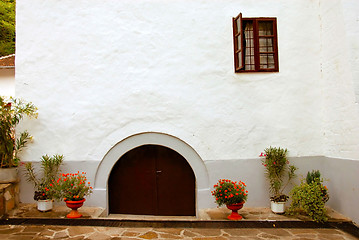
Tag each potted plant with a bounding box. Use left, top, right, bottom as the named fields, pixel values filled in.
left=211, top=179, right=248, bottom=220
left=24, top=154, right=63, bottom=211
left=0, top=96, right=37, bottom=183
left=306, top=170, right=329, bottom=203
left=260, top=146, right=297, bottom=213
left=53, top=172, right=93, bottom=218
left=287, top=170, right=329, bottom=222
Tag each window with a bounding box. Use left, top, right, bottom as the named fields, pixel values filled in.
left=233, top=13, right=279, bottom=72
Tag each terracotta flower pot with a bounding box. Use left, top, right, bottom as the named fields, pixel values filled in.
left=65, top=198, right=85, bottom=218
left=226, top=202, right=244, bottom=220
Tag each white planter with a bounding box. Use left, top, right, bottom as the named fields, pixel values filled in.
left=0, top=167, right=18, bottom=183
left=271, top=201, right=286, bottom=214
left=37, top=199, right=53, bottom=212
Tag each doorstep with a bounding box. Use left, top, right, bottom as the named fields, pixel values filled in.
left=1, top=204, right=359, bottom=238
left=4, top=203, right=352, bottom=222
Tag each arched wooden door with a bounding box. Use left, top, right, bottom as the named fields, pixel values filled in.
left=109, top=145, right=196, bottom=216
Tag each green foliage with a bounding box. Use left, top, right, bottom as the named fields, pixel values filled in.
left=306, top=170, right=321, bottom=184
left=211, top=179, right=248, bottom=206
left=53, top=172, right=93, bottom=201
left=306, top=170, right=329, bottom=203
left=24, top=154, right=64, bottom=200
left=261, top=147, right=297, bottom=202
left=0, top=0, right=16, bottom=56
left=287, top=177, right=329, bottom=222
left=0, top=96, right=38, bottom=168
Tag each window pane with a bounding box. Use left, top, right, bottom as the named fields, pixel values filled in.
left=259, top=37, right=274, bottom=52
left=259, top=53, right=275, bottom=69
left=237, top=37, right=241, bottom=50
left=258, top=21, right=273, bottom=36
left=244, top=21, right=254, bottom=71
left=245, top=63, right=255, bottom=71
left=237, top=52, right=242, bottom=67
left=236, top=18, right=241, bottom=33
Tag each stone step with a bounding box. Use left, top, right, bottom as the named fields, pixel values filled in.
left=0, top=183, right=19, bottom=216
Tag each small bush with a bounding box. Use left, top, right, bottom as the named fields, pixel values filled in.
left=287, top=178, right=328, bottom=222
left=306, top=170, right=321, bottom=184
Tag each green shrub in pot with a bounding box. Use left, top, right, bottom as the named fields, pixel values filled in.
left=24, top=154, right=64, bottom=201
left=0, top=96, right=37, bottom=168
left=288, top=170, right=329, bottom=222
left=260, top=146, right=297, bottom=202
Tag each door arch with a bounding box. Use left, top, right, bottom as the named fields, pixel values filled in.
left=109, top=144, right=195, bottom=216
left=94, top=132, right=210, bottom=215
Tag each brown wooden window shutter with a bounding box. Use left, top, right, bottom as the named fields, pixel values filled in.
left=233, top=14, right=279, bottom=73
left=233, top=13, right=244, bottom=72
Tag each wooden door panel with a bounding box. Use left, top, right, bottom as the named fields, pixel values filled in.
left=156, top=146, right=196, bottom=216
left=109, top=145, right=157, bottom=215
left=109, top=145, right=195, bottom=216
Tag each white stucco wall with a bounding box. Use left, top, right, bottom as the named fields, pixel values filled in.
left=320, top=0, right=359, bottom=159
left=15, top=0, right=359, bottom=221
left=0, top=68, right=15, bottom=97
left=16, top=0, right=328, bottom=161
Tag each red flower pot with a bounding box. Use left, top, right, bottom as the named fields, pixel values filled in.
left=226, top=202, right=244, bottom=220
left=65, top=198, right=85, bottom=218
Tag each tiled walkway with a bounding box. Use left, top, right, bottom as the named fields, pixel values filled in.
left=0, top=225, right=357, bottom=239
left=0, top=204, right=358, bottom=239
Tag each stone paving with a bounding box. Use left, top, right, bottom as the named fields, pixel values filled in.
left=0, top=224, right=358, bottom=239
left=6, top=204, right=352, bottom=222
left=0, top=204, right=358, bottom=239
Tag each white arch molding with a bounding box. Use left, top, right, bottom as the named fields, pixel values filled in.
left=94, top=132, right=211, bottom=216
